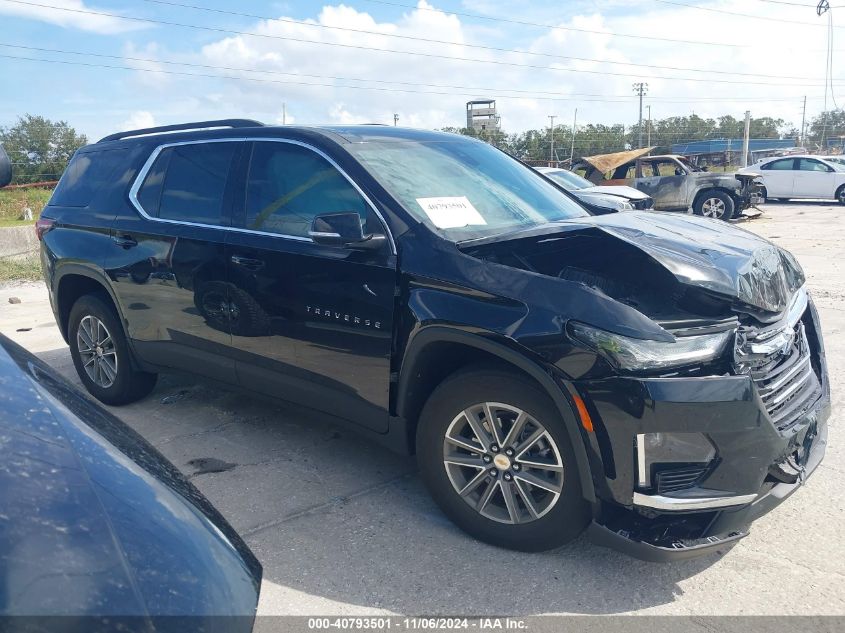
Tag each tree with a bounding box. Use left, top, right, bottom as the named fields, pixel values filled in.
left=0, top=114, right=88, bottom=184
left=807, top=109, right=845, bottom=150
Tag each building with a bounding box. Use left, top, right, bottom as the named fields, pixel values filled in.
left=466, top=100, right=501, bottom=133
left=671, top=138, right=797, bottom=166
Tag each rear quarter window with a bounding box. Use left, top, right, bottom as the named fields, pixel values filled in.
left=50, top=149, right=125, bottom=207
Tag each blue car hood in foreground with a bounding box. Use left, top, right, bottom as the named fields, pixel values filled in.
left=0, top=335, right=261, bottom=631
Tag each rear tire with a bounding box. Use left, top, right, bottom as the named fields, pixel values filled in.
left=68, top=294, right=157, bottom=405
left=416, top=367, right=589, bottom=552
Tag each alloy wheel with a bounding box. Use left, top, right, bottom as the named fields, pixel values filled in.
left=77, top=315, right=118, bottom=388
left=701, top=197, right=726, bottom=218
left=442, top=402, right=564, bottom=525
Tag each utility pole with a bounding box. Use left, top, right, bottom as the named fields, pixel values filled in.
left=393, top=113, right=399, bottom=126
left=569, top=108, right=577, bottom=167
left=646, top=105, right=652, bottom=147
left=548, top=115, right=557, bottom=164
left=742, top=110, right=751, bottom=168
left=632, top=82, right=648, bottom=148
left=800, top=96, right=807, bottom=147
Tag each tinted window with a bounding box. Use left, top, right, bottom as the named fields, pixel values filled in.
left=762, top=158, right=795, bottom=171
left=51, top=150, right=124, bottom=207
left=137, top=142, right=237, bottom=225
left=244, top=142, right=371, bottom=238
left=798, top=158, right=831, bottom=172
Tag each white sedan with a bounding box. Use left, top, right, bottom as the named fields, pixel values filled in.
left=740, top=155, right=845, bottom=204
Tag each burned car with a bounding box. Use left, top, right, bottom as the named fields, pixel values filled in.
left=573, top=148, right=763, bottom=220
left=40, top=122, right=827, bottom=561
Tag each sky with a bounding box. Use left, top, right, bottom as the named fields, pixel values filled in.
left=0, top=0, right=841, bottom=141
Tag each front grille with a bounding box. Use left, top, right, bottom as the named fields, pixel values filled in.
left=739, top=312, right=822, bottom=432
left=655, top=466, right=708, bottom=493
left=632, top=198, right=653, bottom=210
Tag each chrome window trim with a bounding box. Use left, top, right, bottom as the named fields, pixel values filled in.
left=127, top=136, right=396, bottom=254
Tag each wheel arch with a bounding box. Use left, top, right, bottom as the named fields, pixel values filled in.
left=54, top=266, right=125, bottom=344
left=396, top=326, right=597, bottom=504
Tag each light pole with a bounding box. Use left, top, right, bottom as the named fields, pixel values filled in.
left=646, top=105, right=652, bottom=147
left=569, top=108, right=577, bottom=166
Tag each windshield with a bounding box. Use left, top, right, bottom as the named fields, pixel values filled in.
left=349, top=140, right=588, bottom=241
left=542, top=169, right=593, bottom=191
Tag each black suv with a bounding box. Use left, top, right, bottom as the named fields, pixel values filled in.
left=39, top=120, right=829, bottom=561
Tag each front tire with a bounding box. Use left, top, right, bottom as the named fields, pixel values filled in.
left=836, top=185, right=845, bottom=205
left=68, top=294, right=157, bottom=405
left=694, top=190, right=735, bottom=220
left=417, top=367, right=589, bottom=552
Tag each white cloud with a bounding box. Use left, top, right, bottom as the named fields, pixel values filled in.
left=0, top=0, right=145, bottom=34
left=106, top=0, right=835, bottom=135
left=120, top=111, right=156, bottom=131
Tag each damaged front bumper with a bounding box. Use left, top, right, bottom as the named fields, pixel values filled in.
left=570, top=297, right=830, bottom=562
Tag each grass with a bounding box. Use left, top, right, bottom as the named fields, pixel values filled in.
left=0, top=187, right=52, bottom=228
left=0, top=255, right=42, bottom=283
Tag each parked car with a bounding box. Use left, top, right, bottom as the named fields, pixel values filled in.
left=0, top=333, right=261, bottom=628
left=573, top=149, right=763, bottom=220
left=534, top=166, right=654, bottom=213
left=741, top=155, right=845, bottom=204
left=38, top=120, right=829, bottom=561
left=0, top=144, right=11, bottom=188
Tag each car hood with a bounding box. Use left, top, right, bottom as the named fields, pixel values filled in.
left=0, top=335, right=261, bottom=624
left=572, top=190, right=628, bottom=209
left=577, top=211, right=804, bottom=315
left=581, top=185, right=650, bottom=200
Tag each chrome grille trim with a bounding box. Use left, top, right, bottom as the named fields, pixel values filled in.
left=737, top=288, right=822, bottom=432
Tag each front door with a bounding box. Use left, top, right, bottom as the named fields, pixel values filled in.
left=107, top=140, right=243, bottom=383
left=225, top=140, right=396, bottom=432
left=793, top=157, right=835, bottom=199
left=760, top=157, right=796, bottom=198
left=635, top=158, right=686, bottom=209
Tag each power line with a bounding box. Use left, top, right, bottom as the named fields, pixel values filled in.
left=0, top=42, right=828, bottom=103
left=131, top=0, right=830, bottom=81
left=358, top=0, right=837, bottom=47
left=0, top=0, right=839, bottom=87
left=654, top=0, right=845, bottom=27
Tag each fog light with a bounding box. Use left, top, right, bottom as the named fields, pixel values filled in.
left=636, top=432, right=716, bottom=489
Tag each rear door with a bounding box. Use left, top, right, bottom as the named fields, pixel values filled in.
left=759, top=157, right=796, bottom=198
left=225, top=139, right=397, bottom=432
left=793, top=157, right=836, bottom=198
left=107, top=139, right=243, bottom=383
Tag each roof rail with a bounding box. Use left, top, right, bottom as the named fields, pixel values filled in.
left=98, top=119, right=264, bottom=143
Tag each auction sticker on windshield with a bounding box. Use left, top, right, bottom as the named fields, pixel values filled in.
left=416, top=196, right=487, bottom=229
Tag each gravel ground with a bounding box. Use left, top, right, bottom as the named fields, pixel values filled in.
left=1, top=201, right=843, bottom=616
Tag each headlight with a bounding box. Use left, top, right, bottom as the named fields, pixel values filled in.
left=615, top=199, right=633, bottom=211
left=569, top=322, right=733, bottom=372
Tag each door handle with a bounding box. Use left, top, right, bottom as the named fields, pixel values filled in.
left=112, top=234, right=137, bottom=249
left=230, top=255, right=265, bottom=270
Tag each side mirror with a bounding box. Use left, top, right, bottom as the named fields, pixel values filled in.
left=0, top=144, right=12, bottom=189
left=308, top=212, right=386, bottom=251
